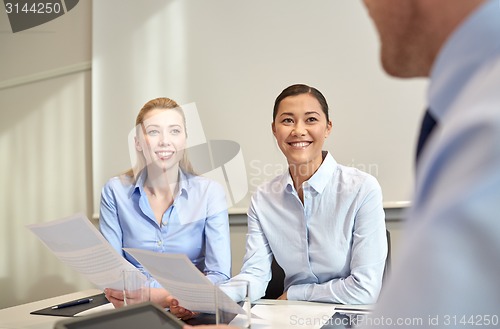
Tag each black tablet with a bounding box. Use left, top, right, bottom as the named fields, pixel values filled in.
left=53, top=302, right=185, bottom=329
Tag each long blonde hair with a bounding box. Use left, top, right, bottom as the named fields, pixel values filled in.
left=124, top=97, right=196, bottom=181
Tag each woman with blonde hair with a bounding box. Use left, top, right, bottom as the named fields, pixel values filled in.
left=100, top=97, right=231, bottom=308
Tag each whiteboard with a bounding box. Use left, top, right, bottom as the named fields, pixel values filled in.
left=92, top=0, right=427, bottom=215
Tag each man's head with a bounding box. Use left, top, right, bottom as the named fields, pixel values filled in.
left=363, top=0, right=486, bottom=78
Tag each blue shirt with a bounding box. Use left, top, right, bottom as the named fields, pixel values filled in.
left=233, top=152, right=387, bottom=304
left=99, top=170, right=231, bottom=286
left=367, top=1, right=500, bottom=326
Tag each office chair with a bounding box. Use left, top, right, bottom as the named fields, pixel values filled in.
left=262, top=257, right=286, bottom=299
left=383, top=229, right=392, bottom=283
left=263, top=229, right=392, bottom=299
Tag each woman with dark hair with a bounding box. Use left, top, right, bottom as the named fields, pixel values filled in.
left=234, top=83, right=387, bottom=303
left=100, top=97, right=231, bottom=308
left=171, top=84, right=387, bottom=319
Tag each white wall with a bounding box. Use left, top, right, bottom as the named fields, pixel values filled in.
left=0, top=1, right=93, bottom=308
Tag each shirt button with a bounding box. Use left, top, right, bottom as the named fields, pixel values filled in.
left=157, top=241, right=162, bottom=246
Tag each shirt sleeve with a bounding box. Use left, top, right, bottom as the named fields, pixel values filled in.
left=231, top=194, right=273, bottom=302
left=287, top=177, right=387, bottom=304
left=203, top=181, right=231, bottom=284
left=99, top=181, right=124, bottom=257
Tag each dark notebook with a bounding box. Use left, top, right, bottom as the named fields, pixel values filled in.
left=31, top=293, right=110, bottom=317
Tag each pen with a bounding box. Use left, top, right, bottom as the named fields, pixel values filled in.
left=51, top=298, right=93, bottom=309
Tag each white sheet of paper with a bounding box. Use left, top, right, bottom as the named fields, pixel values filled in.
left=124, top=248, right=243, bottom=314
left=250, top=301, right=336, bottom=329
left=27, top=213, right=137, bottom=290
left=74, top=303, right=115, bottom=317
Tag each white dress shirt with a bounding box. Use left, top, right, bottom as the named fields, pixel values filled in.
left=233, top=152, right=387, bottom=304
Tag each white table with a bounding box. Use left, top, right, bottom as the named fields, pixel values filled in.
left=0, top=290, right=372, bottom=329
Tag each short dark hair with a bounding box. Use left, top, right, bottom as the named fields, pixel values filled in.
left=273, top=84, right=329, bottom=122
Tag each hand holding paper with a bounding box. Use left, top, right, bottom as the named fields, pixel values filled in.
left=124, top=248, right=244, bottom=315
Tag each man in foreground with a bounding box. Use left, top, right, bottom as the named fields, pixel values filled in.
left=362, top=0, right=500, bottom=327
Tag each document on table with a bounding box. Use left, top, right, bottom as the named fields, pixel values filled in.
left=125, top=248, right=243, bottom=314
left=251, top=300, right=336, bottom=329
left=27, top=213, right=137, bottom=290
left=74, top=303, right=115, bottom=317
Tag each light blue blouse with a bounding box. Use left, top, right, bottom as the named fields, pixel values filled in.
left=233, top=152, right=387, bottom=304
left=99, top=170, right=231, bottom=287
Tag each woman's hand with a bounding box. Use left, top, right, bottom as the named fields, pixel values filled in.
left=150, top=287, right=171, bottom=308
left=277, top=291, right=288, bottom=300
left=105, top=287, right=171, bottom=309
left=104, top=288, right=125, bottom=308
left=167, top=296, right=199, bottom=320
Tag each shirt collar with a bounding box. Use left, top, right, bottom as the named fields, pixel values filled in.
left=130, top=170, right=147, bottom=198
left=429, top=0, right=500, bottom=121
left=177, top=170, right=190, bottom=198
left=131, top=169, right=190, bottom=199
left=283, top=151, right=338, bottom=194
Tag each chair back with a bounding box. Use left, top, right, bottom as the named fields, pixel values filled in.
left=262, top=257, right=285, bottom=299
